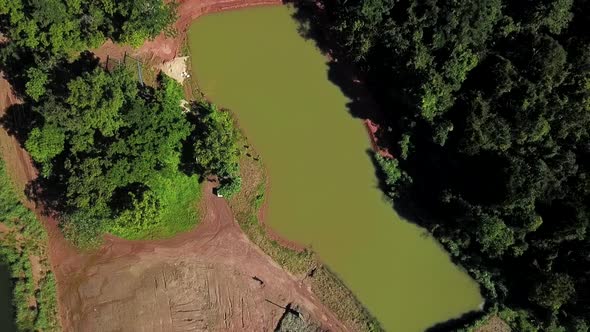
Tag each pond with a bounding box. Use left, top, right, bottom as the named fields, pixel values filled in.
left=188, top=6, right=482, bottom=331
left=0, top=264, right=16, bottom=332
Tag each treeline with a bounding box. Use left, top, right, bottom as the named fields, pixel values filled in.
left=0, top=0, right=176, bottom=53
left=323, top=0, right=589, bottom=330
left=0, top=0, right=241, bottom=246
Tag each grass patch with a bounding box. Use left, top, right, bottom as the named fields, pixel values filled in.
left=0, top=157, right=59, bottom=331
left=112, top=53, right=160, bottom=87
left=228, top=142, right=383, bottom=332
left=64, top=173, right=202, bottom=246
left=107, top=173, right=202, bottom=240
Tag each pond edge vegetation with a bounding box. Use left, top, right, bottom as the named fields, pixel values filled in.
left=225, top=125, right=383, bottom=332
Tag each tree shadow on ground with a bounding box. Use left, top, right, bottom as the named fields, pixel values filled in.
left=0, top=103, right=39, bottom=147
left=0, top=265, right=17, bottom=332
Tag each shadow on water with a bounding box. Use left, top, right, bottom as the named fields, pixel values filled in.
left=0, top=265, right=17, bottom=332
left=425, top=309, right=487, bottom=332
left=287, top=0, right=395, bottom=154
left=286, top=0, right=434, bottom=232
left=287, top=1, right=489, bottom=330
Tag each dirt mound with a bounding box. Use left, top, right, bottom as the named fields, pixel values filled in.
left=160, top=56, right=190, bottom=83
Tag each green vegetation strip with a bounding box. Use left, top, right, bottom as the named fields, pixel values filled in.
left=0, top=158, right=59, bottom=331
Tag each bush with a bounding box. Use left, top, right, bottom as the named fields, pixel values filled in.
left=0, top=158, right=59, bottom=330
left=218, top=176, right=242, bottom=198
left=374, top=154, right=410, bottom=197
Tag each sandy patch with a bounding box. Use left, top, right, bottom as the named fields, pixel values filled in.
left=159, top=56, right=190, bottom=84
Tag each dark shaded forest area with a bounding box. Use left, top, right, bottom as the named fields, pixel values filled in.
left=319, top=0, right=589, bottom=330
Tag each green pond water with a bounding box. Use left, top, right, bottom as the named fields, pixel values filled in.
left=0, top=265, right=16, bottom=332
left=188, top=6, right=482, bottom=331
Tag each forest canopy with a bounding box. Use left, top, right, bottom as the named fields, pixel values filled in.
left=326, top=0, right=589, bottom=330
left=0, top=0, right=241, bottom=246
left=0, top=0, right=176, bottom=54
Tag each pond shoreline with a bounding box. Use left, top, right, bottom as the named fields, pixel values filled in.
left=138, top=0, right=283, bottom=62
left=187, top=6, right=483, bottom=330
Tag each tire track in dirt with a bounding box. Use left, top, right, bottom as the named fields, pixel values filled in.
left=56, top=181, right=347, bottom=331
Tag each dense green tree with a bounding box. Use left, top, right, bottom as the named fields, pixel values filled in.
left=530, top=273, right=576, bottom=311
left=193, top=102, right=242, bottom=197
left=476, top=214, right=515, bottom=256
left=25, top=67, right=192, bottom=242
left=24, top=67, right=48, bottom=101
left=25, top=125, right=64, bottom=176
left=0, top=0, right=176, bottom=55
left=326, top=0, right=589, bottom=329
left=374, top=154, right=409, bottom=197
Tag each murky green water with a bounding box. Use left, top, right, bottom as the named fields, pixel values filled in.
left=0, top=265, right=16, bottom=332
left=188, top=6, right=482, bottom=331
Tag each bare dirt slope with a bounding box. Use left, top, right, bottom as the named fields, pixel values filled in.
left=58, top=181, right=346, bottom=331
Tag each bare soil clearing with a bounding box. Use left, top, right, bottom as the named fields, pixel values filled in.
left=475, top=316, right=511, bottom=332
left=160, top=56, right=190, bottom=83
left=58, top=181, right=346, bottom=331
